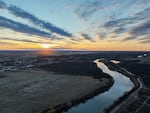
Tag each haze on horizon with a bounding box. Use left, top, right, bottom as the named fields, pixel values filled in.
left=0, top=0, right=149, bottom=51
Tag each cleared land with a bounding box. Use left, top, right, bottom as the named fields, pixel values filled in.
left=0, top=69, right=111, bottom=113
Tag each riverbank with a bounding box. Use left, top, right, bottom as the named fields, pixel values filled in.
left=101, top=59, right=140, bottom=113
left=102, top=60, right=140, bottom=88
left=41, top=77, right=114, bottom=113
left=0, top=60, right=114, bottom=113
left=105, top=55, right=150, bottom=113
left=39, top=61, right=114, bottom=113
left=50, top=59, right=134, bottom=113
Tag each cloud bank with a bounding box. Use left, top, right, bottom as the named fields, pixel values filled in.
left=75, top=1, right=101, bottom=21
left=8, top=5, right=72, bottom=37
left=80, top=33, right=95, bottom=42
left=0, top=16, right=51, bottom=37
left=0, top=0, right=72, bottom=38
left=102, top=7, right=150, bottom=43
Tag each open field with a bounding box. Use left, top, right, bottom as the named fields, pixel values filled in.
left=0, top=69, right=112, bottom=113
left=0, top=52, right=115, bottom=113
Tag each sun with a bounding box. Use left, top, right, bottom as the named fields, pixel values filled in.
left=41, top=44, right=51, bottom=49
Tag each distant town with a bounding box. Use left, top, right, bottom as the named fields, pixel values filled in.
left=0, top=55, right=53, bottom=72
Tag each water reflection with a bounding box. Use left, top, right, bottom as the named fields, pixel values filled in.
left=64, top=59, right=134, bottom=113
left=110, top=60, right=120, bottom=64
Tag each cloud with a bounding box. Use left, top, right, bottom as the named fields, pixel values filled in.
left=0, top=0, right=72, bottom=37
left=0, top=16, right=51, bottom=37
left=114, top=27, right=126, bottom=34
left=80, top=33, right=95, bottom=42
left=122, top=36, right=137, bottom=41
left=95, top=32, right=106, bottom=39
left=121, top=20, right=150, bottom=43
left=0, top=41, right=15, bottom=45
left=103, top=8, right=150, bottom=29
left=101, top=7, right=150, bottom=43
left=135, top=8, right=150, bottom=19
left=0, top=0, right=7, bottom=9
left=103, top=17, right=134, bottom=28
left=121, top=20, right=150, bottom=42
left=0, top=37, right=49, bottom=44
left=130, top=21, right=150, bottom=36
left=139, top=38, right=150, bottom=43
left=75, top=1, right=101, bottom=21
left=7, top=5, right=72, bottom=37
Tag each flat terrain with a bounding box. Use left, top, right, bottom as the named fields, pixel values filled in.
left=119, top=56, right=150, bottom=88
left=115, top=88, right=150, bottom=113
left=0, top=69, right=109, bottom=113
left=0, top=51, right=149, bottom=113
left=106, top=53, right=150, bottom=113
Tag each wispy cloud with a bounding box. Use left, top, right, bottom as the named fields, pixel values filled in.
left=122, top=36, right=137, bottom=41
left=0, top=41, right=15, bottom=45
left=8, top=5, right=72, bottom=37
left=0, top=37, right=50, bottom=44
left=0, top=0, right=72, bottom=38
left=75, top=1, right=101, bottom=21
left=130, top=21, right=150, bottom=36
left=0, top=0, right=7, bottom=9
left=114, top=27, right=126, bottom=34
left=0, top=0, right=150, bottom=50
left=139, top=38, right=150, bottom=43
left=103, top=8, right=150, bottom=29
left=101, top=7, right=150, bottom=42
left=0, top=16, right=51, bottom=37
left=103, top=18, right=133, bottom=28
left=80, top=33, right=95, bottom=42
left=98, top=33, right=107, bottom=39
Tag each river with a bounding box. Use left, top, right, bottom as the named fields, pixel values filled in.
left=64, top=59, right=134, bottom=113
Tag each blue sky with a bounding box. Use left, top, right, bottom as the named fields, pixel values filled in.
left=0, top=0, right=150, bottom=50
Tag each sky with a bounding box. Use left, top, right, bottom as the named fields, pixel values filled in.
left=0, top=0, right=150, bottom=51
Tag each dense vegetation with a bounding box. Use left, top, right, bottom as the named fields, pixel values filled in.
left=119, top=61, right=150, bottom=88
left=40, top=61, right=111, bottom=79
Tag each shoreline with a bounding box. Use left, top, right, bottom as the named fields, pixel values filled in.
left=41, top=76, right=114, bottom=113
left=0, top=58, right=114, bottom=113
left=39, top=60, right=114, bottom=113
left=0, top=69, right=114, bottom=113
left=101, top=60, right=140, bottom=113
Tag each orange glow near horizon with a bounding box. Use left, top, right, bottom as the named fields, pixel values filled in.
left=0, top=29, right=149, bottom=51
left=35, top=49, right=55, bottom=56
left=0, top=39, right=150, bottom=51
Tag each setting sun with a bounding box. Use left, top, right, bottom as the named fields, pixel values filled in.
left=41, top=44, right=51, bottom=49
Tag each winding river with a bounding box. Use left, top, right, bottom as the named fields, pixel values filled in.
left=64, top=59, right=134, bottom=113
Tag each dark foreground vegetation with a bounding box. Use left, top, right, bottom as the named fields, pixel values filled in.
left=39, top=54, right=114, bottom=113
left=119, top=61, right=150, bottom=88
left=116, top=88, right=150, bottom=113
left=39, top=55, right=115, bottom=113
left=40, top=61, right=111, bottom=79
left=99, top=51, right=150, bottom=113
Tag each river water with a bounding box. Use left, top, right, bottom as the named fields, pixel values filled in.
left=64, top=59, right=134, bottom=113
